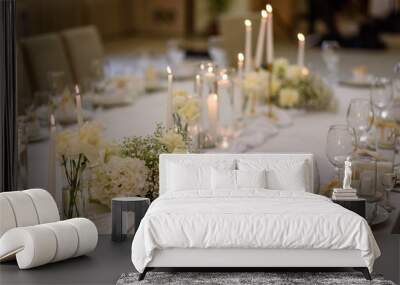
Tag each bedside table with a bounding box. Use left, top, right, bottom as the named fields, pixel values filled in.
left=332, top=198, right=366, bottom=219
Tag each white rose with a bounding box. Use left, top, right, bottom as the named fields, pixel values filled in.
left=286, top=65, right=304, bottom=82
left=279, top=88, right=300, bottom=108
left=177, top=98, right=200, bottom=125
left=273, top=57, right=289, bottom=77
left=242, top=71, right=268, bottom=98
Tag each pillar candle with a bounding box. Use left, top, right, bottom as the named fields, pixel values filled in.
left=75, top=85, right=83, bottom=127
left=166, top=66, right=174, bottom=129
left=297, top=33, right=305, bottom=67
left=255, top=10, right=267, bottom=68
left=195, top=74, right=202, bottom=97
left=207, top=93, right=219, bottom=139
left=244, top=19, right=252, bottom=74
left=266, top=4, right=274, bottom=64
left=48, top=114, right=58, bottom=207
left=237, top=53, right=244, bottom=79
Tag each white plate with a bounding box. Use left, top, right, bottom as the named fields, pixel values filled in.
left=90, top=95, right=134, bottom=107
left=339, top=76, right=374, bottom=88
left=28, top=128, right=49, bottom=143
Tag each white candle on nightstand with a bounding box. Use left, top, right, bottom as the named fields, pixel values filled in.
left=207, top=93, right=219, bottom=139
left=48, top=114, right=58, bottom=207
left=166, top=66, right=174, bottom=129
left=266, top=4, right=274, bottom=64
left=75, top=85, right=83, bottom=127
left=255, top=10, right=267, bottom=68
left=244, top=19, right=252, bottom=74
left=297, top=33, right=305, bottom=67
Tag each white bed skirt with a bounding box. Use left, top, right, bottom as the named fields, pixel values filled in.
left=148, top=248, right=366, bottom=268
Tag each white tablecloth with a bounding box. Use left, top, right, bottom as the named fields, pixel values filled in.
left=27, top=46, right=400, bottom=193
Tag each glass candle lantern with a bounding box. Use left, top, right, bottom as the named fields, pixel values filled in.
left=351, top=154, right=377, bottom=198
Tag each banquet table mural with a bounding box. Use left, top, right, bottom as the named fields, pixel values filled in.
left=27, top=82, right=367, bottom=193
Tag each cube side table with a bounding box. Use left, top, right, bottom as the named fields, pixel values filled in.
left=332, top=198, right=366, bottom=219
left=112, top=197, right=150, bottom=242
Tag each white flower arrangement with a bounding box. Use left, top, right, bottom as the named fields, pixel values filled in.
left=56, top=121, right=107, bottom=218
left=241, top=57, right=334, bottom=111
left=90, top=156, right=148, bottom=207
left=172, top=90, right=201, bottom=127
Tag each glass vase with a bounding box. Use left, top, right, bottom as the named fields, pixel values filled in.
left=62, top=184, right=86, bottom=219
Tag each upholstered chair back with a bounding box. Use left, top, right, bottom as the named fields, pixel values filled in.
left=21, top=33, right=74, bottom=92
left=218, top=13, right=260, bottom=67
left=0, top=189, right=60, bottom=238
left=61, top=25, right=105, bottom=86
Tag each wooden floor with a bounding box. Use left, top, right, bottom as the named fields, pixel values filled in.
left=0, top=236, right=133, bottom=285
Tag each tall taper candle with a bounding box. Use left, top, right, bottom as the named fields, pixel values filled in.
left=255, top=10, right=267, bottom=68
left=48, top=114, right=58, bottom=206
left=166, top=66, right=174, bottom=129
left=237, top=53, right=244, bottom=79
left=207, top=93, right=219, bottom=139
left=297, top=33, right=305, bottom=67
left=244, top=19, right=252, bottom=74
left=75, top=85, right=83, bottom=127
left=266, top=4, right=274, bottom=64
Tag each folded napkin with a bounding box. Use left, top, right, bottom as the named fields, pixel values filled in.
left=228, top=117, right=279, bottom=153
left=257, top=106, right=293, bottom=128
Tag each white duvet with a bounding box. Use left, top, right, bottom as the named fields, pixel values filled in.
left=131, top=190, right=380, bottom=273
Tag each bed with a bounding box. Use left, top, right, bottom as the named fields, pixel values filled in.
left=131, top=153, right=380, bottom=280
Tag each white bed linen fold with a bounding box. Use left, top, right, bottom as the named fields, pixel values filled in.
left=131, top=190, right=380, bottom=273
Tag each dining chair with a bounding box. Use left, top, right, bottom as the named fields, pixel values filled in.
left=61, top=25, right=105, bottom=86
left=20, top=33, right=74, bottom=92
left=16, top=44, right=33, bottom=114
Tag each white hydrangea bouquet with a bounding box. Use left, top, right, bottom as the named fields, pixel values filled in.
left=242, top=58, right=334, bottom=111
left=121, top=124, right=189, bottom=200
left=56, top=122, right=190, bottom=212
left=56, top=121, right=107, bottom=218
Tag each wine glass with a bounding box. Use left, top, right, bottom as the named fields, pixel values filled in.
left=382, top=173, right=396, bottom=212
left=346, top=98, right=374, bottom=150
left=370, top=77, right=393, bottom=118
left=321, top=41, right=340, bottom=84
left=326, top=125, right=356, bottom=183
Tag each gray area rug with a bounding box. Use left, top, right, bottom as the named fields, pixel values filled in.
left=116, top=272, right=396, bottom=285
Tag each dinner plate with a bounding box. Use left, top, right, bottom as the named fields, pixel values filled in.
left=90, top=94, right=134, bottom=107
left=28, top=128, right=49, bottom=143
left=339, top=78, right=374, bottom=88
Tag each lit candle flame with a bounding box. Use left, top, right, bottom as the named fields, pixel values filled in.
left=244, top=19, right=252, bottom=27
left=266, top=4, right=272, bottom=13
left=261, top=10, right=267, bottom=18
left=166, top=66, right=172, bottom=75
left=207, top=66, right=213, bottom=73
left=75, top=84, right=80, bottom=94
left=221, top=73, right=228, bottom=80
left=238, top=53, right=244, bottom=62
left=297, top=33, right=305, bottom=42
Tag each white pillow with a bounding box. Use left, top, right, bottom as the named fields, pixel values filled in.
left=211, top=168, right=236, bottom=190
left=236, top=169, right=267, bottom=189
left=238, top=159, right=307, bottom=191
left=167, top=162, right=211, bottom=191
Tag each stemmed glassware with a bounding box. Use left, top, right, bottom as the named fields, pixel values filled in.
left=326, top=124, right=356, bottom=183
left=321, top=41, right=340, bottom=85
left=370, top=77, right=393, bottom=118
left=346, top=98, right=374, bottom=150
left=382, top=173, right=396, bottom=212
